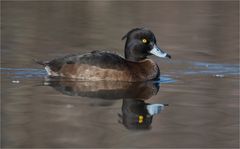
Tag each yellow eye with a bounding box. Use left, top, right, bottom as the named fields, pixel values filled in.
left=142, top=38, right=148, bottom=44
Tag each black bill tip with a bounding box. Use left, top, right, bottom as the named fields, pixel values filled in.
left=166, top=54, right=171, bottom=59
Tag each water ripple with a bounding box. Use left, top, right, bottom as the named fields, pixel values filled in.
left=185, top=61, right=239, bottom=76
left=1, top=67, right=47, bottom=78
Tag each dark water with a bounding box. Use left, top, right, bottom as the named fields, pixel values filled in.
left=1, top=1, right=239, bottom=148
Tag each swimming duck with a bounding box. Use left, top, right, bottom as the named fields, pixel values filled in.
left=36, top=28, right=171, bottom=82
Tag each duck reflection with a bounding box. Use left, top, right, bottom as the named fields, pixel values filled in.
left=120, top=99, right=168, bottom=130
left=44, top=77, right=168, bottom=130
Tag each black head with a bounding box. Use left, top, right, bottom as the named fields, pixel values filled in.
left=122, top=28, right=171, bottom=62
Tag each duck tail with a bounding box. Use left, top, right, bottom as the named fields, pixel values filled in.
left=33, top=59, right=49, bottom=66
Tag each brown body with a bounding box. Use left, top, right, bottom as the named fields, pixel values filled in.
left=46, top=55, right=159, bottom=82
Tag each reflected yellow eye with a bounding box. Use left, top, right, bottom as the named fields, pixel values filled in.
left=142, top=38, right=148, bottom=44
left=138, top=115, right=144, bottom=124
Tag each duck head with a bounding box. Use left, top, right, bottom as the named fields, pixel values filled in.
left=122, top=28, right=171, bottom=62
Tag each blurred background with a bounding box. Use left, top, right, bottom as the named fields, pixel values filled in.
left=1, top=1, right=239, bottom=148
left=2, top=1, right=239, bottom=67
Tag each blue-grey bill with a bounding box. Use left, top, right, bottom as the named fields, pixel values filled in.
left=150, top=45, right=171, bottom=59
left=146, top=104, right=165, bottom=116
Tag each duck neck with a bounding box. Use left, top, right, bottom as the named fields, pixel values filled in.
left=125, top=55, right=146, bottom=62
left=124, top=48, right=146, bottom=62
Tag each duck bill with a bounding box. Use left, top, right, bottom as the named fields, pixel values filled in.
left=150, top=45, right=171, bottom=59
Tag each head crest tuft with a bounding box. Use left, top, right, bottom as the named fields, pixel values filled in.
left=121, top=27, right=145, bottom=40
